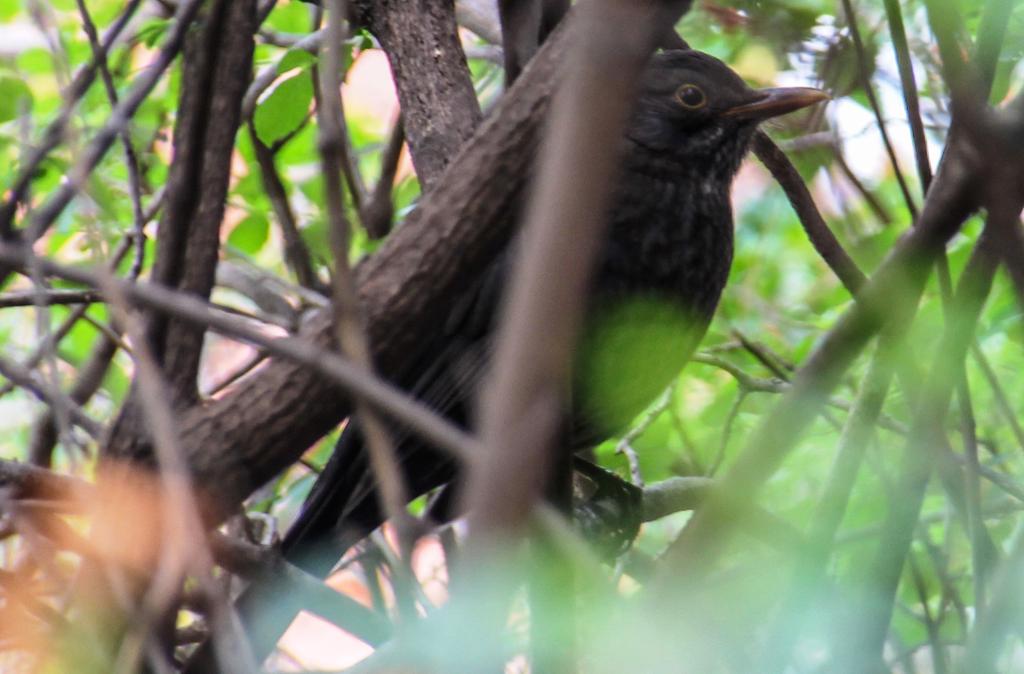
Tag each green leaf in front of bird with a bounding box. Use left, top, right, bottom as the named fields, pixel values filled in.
left=577, top=298, right=703, bottom=437
left=253, top=72, right=313, bottom=146
left=228, top=213, right=270, bottom=255
left=0, top=75, right=33, bottom=123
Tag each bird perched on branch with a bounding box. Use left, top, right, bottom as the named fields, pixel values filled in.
left=288, top=51, right=826, bottom=571
left=196, top=49, right=829, bottom=670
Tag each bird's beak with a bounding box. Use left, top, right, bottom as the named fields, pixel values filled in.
left=724, top=87, right=829, bottom=121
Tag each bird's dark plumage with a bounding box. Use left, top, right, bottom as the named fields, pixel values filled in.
left=283, top=50, right=827, bottom=574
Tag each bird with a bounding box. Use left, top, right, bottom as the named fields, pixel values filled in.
left=281, top=50, right=826, bottom=574
left=229, top=50, right=827, bottom=648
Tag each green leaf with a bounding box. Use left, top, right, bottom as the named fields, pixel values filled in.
left=277, top=48, right=316, bottom=74
left=252, top=73, right=313, bottom=146
left=0, top=75, right=33, bottom=123
left=265, top=1, right=310, bottom=33
left=355, top=27, right=374, bottom=51
left=0, top=2, right=19, bottom=21
left=137, top=18, right=170, bottom=48
left=228, top=213, right=270, bottom=255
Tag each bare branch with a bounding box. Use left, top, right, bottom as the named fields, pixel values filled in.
left=840, top=0, right=919, bottom=218
left=0, top=354, right=102, bottom=438
left=0, top=243, right=477, bottom=491
left=0, top=289, right=102, bottom=308
left=753, top=132, right=866, bottom=294
left=354, top=0, right=482, bottom=187
left=882, top=0, right=933, bottom=191
left=318, top=0, right=415, bottom=554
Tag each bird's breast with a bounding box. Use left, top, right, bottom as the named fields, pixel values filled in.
left=572, top=163, right=736, bottom=440
left=592, top=164, right=735, bottom=319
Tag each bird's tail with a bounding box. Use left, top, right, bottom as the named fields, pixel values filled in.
left=279, top=418, right=380, bottom=576
left=232, top=421, right=456, bottom=668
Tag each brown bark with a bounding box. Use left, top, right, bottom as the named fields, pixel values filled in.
left=106, top=0, right=257, bottom=458
left=354, top=0, right=482, bottom=187
left=168, top=20, right=572, bottom=522
left=146, top=0, right=257, bottom=401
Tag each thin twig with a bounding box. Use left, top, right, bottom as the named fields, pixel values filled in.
left=363, top=115, right=405, bottom=240
left=0, top=241, right=478, bottom=465
left=0, top=237, right=133, bottom=403
left=833, top=148, right=893, bottom=225
left=709, top=390, right=747, bottom=476
left=3, top=0, right=205, bottom=281
left=0, top=289, right=103, bottom=308
left=74, top=0, right=148, bottom=264
left=615, top=387, right=675, bottom=487
left=99, top=265, right=259, bottom=674
left=970, top=342, right=1024, bottom=451
left=908, top=553, right=950, bottom=674
left=318, top=0, right=417, bottom=554
left=962, top=520, right=1024, bottom=673
left=840, top=0, right=919, bottom=218
left=248, top=128, right=319, bottom=290
left=752, top=132, right=867, bottom=294
left=0, top=0, right=145, bottom=234
left=762, top=336, right=900, bottom=674
left=0, top=355, right=102, bottom=438
left=882, top=0, right=933, bottom=191
left=838, top=224, right=1000, bottom=670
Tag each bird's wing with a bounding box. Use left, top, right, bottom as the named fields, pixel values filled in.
left=280, top=250, right=511, bottom=573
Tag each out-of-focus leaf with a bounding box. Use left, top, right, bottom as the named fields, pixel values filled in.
left=228, top=213, right=270, bottom=255
left=266, top=1, right=310, bottom=33
left=253, top=73, right=313, bottom=146
left=733, top=43, right=779, bottom=84
left=299, top=217, right=329, bottom=262
left=278, top=48, right=317, bottom=74
left=0, top=75, right=33, bottom=123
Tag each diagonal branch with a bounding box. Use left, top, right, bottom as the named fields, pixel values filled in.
left=353, top=0, right=482, bottom=187
left=656, top=128, right=982, bottom=588
left=838, top=222, right=1002, bottom=671
left=105, top=0, right=258, bottom=465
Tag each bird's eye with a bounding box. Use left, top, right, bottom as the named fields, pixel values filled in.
left=675, top=83, right=707, bottom=109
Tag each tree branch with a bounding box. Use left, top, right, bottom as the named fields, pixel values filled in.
left=354, top=0, right=482, bottom=187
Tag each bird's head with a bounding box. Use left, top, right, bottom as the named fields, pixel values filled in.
left=628, top=50, right=827, bottom=171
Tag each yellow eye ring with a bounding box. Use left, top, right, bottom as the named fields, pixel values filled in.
left=675, top=83, right=707, bottom=109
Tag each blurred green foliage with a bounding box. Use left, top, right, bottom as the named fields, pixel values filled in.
left=1, top=0, right=1023, bottom=671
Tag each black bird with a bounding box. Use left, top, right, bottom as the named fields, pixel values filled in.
left=279, top=49, right=823, bottom=583
left=282, top=51, right=826, bottom=575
